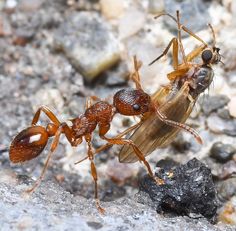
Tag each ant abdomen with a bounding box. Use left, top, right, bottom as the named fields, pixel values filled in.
left=113, top=89, right=151, bottom=116
left=9, top=126, right=49, bottom=163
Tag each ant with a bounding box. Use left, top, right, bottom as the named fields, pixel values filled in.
left=119, top=11, right=222, bottom=162
left=9, top=56, right=202, bottom=213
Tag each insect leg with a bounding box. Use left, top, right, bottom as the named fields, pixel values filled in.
left=154, top=106, right=203, bottom=144
left=149, top=37, right=179, bottom=69
left=155, top=12, right=207, bottom=46
left=85, top=134, right=105, bottom=214
left=167, top=66, right=190, bottom=81
left=74, top=121, right=142, bottom=165
left=130, top=55, right=143, bottom=90
left=31, top=105, right=61, bottom=126
left=25, top=124, right=64, bottom=194
left=100, top=134, right=164, bottom=185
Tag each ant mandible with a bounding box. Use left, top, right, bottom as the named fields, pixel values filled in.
left=9, top=56, right=202, bottom=213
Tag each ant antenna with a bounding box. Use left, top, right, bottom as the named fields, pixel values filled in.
left=176, top=11, right=187, bottom=64
left=154, top=12, right=208, bottom=46
left=207, top=23, right=216, bottom=48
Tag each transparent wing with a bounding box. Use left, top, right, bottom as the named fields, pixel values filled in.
left=119, top=83, right=195, bottom=163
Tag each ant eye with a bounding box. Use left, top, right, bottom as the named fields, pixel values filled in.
left=202, top=50, right=213, bottom=63
left=133, top=104, right=140, bottom=111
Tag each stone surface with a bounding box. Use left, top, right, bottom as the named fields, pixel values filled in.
left=54, top=12, right=120, bottom=81
left=0, top=168, right=235, bottom=231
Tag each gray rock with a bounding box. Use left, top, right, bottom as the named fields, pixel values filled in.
left=207, top=114, right=236, bottom=136
left=200, top=95, right=230, bottom=116
left=0, top=167, right=235, bottom=231
left=54, top=12, right=121, bottom=81
left=217, top=178, right=236, bottom=201
left=164, top=0, right=211, bottom=33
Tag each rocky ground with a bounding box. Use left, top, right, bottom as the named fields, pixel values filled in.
left=1, top=0, right=236, bottom=230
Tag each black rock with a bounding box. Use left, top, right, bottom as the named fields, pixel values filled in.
left=210, top=142, right=236, bottom=163
left=139, top=158, right=218, bottom=221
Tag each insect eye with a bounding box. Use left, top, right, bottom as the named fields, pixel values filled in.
left=202, top=49, right=213, bottom=63
left=133, top=104, right=140, bottom=111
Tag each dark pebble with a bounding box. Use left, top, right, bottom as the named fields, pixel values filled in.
left=210, top=142, right=236, bottom=163
left=139, top=158, right=218, bottom=221
left=87, top=221, right=103, bottom=230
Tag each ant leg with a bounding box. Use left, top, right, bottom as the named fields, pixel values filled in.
left=98, top=123, right=162, bottom=182
left=31, top=105, right=60, bottom=126
left=154, top=106, right=202, bottom=144
left=95, top=121, right=142, bottom=154
left=100, top=132, right=164, bottom=185
left=176, top=11, right=186, bottom=64
left=26, top=124, right=65, bottom=194
left=149, top=38, right=179, bottom=69
left=74, top=121, right=142, bottom=165
left=130, top=56, right=143, bottom=90
left=185, top=44, right=206, bottom=62
left=85, top=134, right=105, bottom=214
left=167, top=66, right=190, bottom=81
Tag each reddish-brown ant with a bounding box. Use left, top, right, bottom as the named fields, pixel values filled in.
left=119, top=11, right=222, bottom=162
left=9, top=55, right=202, bottom=213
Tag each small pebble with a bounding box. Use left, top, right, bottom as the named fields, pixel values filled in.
left=217, top=178, right=236, bottom=201
left=106, top=159, right=138, bottom=185
left=200, top=95, right=230, bottom=116
left=218, top=108, right=231, bottom=120
left=17, top=0, right=43, bottom=12
left=148, top=0, right=165, bottom=14
left=100, top=0, right=125, bottom=19
left=4, top=0, right=17, bottom=10
left=228, top=96, right=236, bottom=118
left=210, top=142, right=236, bottom=163
left=118, top=8, right=146, bottom=40
left=218, top=196, right=236, bottom=225
left=207, top=114, right=236, bottom=136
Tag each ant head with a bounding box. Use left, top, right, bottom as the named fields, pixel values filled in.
left=201, top=46, right=221, bottom=65
left=113, top=89, right=151, bottom=116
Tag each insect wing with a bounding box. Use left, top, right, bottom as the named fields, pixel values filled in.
left=119, top=83, right=195, bottom=163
